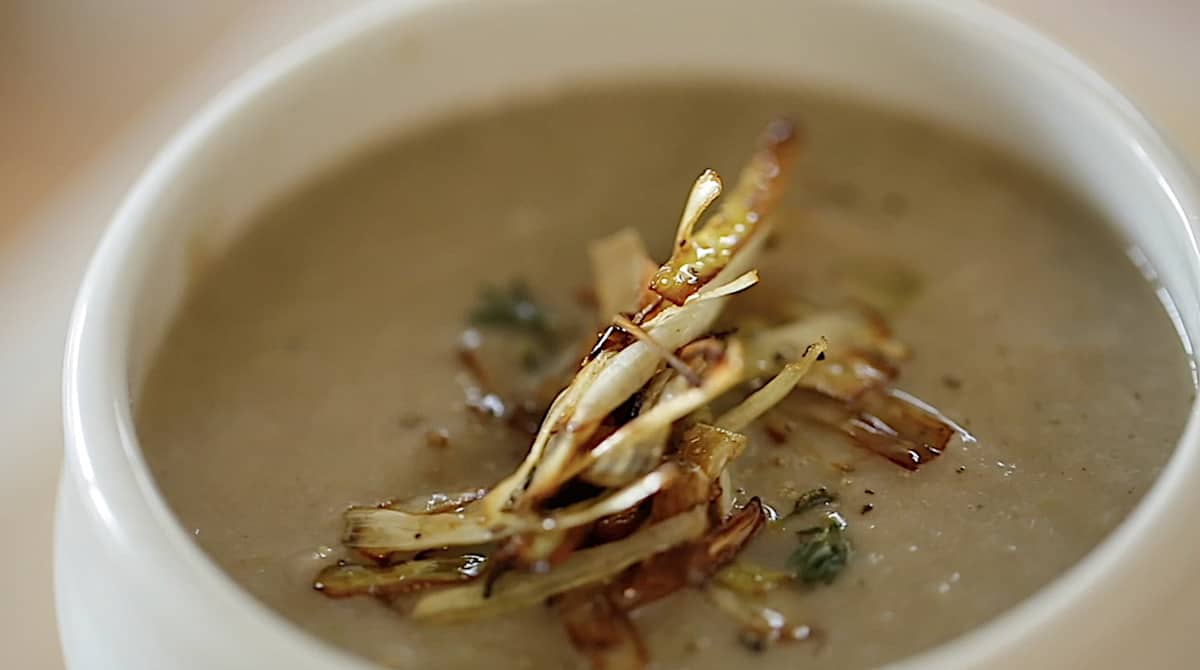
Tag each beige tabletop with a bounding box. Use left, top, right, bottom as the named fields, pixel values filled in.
left=2, top=2, right=1197, bottom=668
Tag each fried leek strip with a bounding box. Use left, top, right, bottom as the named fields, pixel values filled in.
left=607, top=499, right=768, bottom=612
left=794, top=388, right=956, bottom=470
left=718, top=338, right=828, bottom=431
left=581, top=364, right=680, bottom=488
left=344, top=465, right=682, bottom=553
left=520, top=252, right=765, bottom=505
left=478, top=353, right=612, bottom=518
left=651, top=120, right=798, bottom=305
left=313, top=555, right=486, bottom=598
left=528, top=340, right=746, bottom=502
left=743, top=308, right=906, bottom=382
left=582, top=334, right=739, bottom=488
left=411, top=507, right=708, bottom=623
left=387, top=489, right=487, bottom=514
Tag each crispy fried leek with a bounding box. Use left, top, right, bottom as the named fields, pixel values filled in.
left=651, top=120, right=797, bottom=305
left=591, top=505, right=649, bottom=544
left=477, top=353, right=612, bottom=518
left=313, top=554, right=486, bottom=598
left=718, top=338, right=828, bottom=431
left=411, top=506, right=708, bottom=623
left=344, top=464, right=682, bottom=553
left=342, top=506, right=496, bottom=553
left=794, top=388, right=956, bottom=470
left=520, top=268, right=760, bottom=505
left=495, top=526, right=590, bottom=573
left=674, top=169, right=724, bottom=248
left=582, top=366, right=679, bottom=487
left=387, top=489, right=487, bottom=514
left=743, top=308, right=906, bottom=382
left=608, top=499, right=767, bottom=612
left=529, top=340, right=745, bottom=500
left=802, top=350, right=898, bottom=403
left=510, top=126, right=798, bottom=507
left=677, top=423, right=748, bottom=479
left=583, top=332, right=746, bottom=488
left=684, top=270, right=760, bottom=303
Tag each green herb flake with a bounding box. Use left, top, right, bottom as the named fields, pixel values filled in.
left=787, top=514, right=853, bottom=586
left=468, top=280, right=560, bottom=370
left=469, top=280, right=555, bottom=340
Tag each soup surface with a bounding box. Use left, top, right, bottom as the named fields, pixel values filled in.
left=138, top=83, right=1194, bottom=669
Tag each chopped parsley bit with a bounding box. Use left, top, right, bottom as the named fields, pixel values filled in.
left=788, top=514, right=853, bottom=585
left=784, top=490, right=853, bottom=585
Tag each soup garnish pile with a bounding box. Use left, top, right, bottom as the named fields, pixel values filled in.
left=312, top=120, right=967, bottom=668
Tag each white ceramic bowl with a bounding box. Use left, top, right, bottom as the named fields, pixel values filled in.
left=57, top=0, right=1200, bottom=668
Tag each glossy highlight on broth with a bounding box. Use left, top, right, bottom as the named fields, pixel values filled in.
left=137, top=82, right=1194, bottom=669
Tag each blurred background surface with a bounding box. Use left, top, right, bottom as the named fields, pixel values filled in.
left=1, top=1, right=1197, bottom=667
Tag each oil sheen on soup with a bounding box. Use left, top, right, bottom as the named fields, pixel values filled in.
left=137, top=83, right=1194, bottom=669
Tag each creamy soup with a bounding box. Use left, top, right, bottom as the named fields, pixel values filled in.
left=138, top=83, right=1194, bottom=669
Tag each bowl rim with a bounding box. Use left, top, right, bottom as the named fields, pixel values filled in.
left=60, top=0, right=1200, bottom=668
